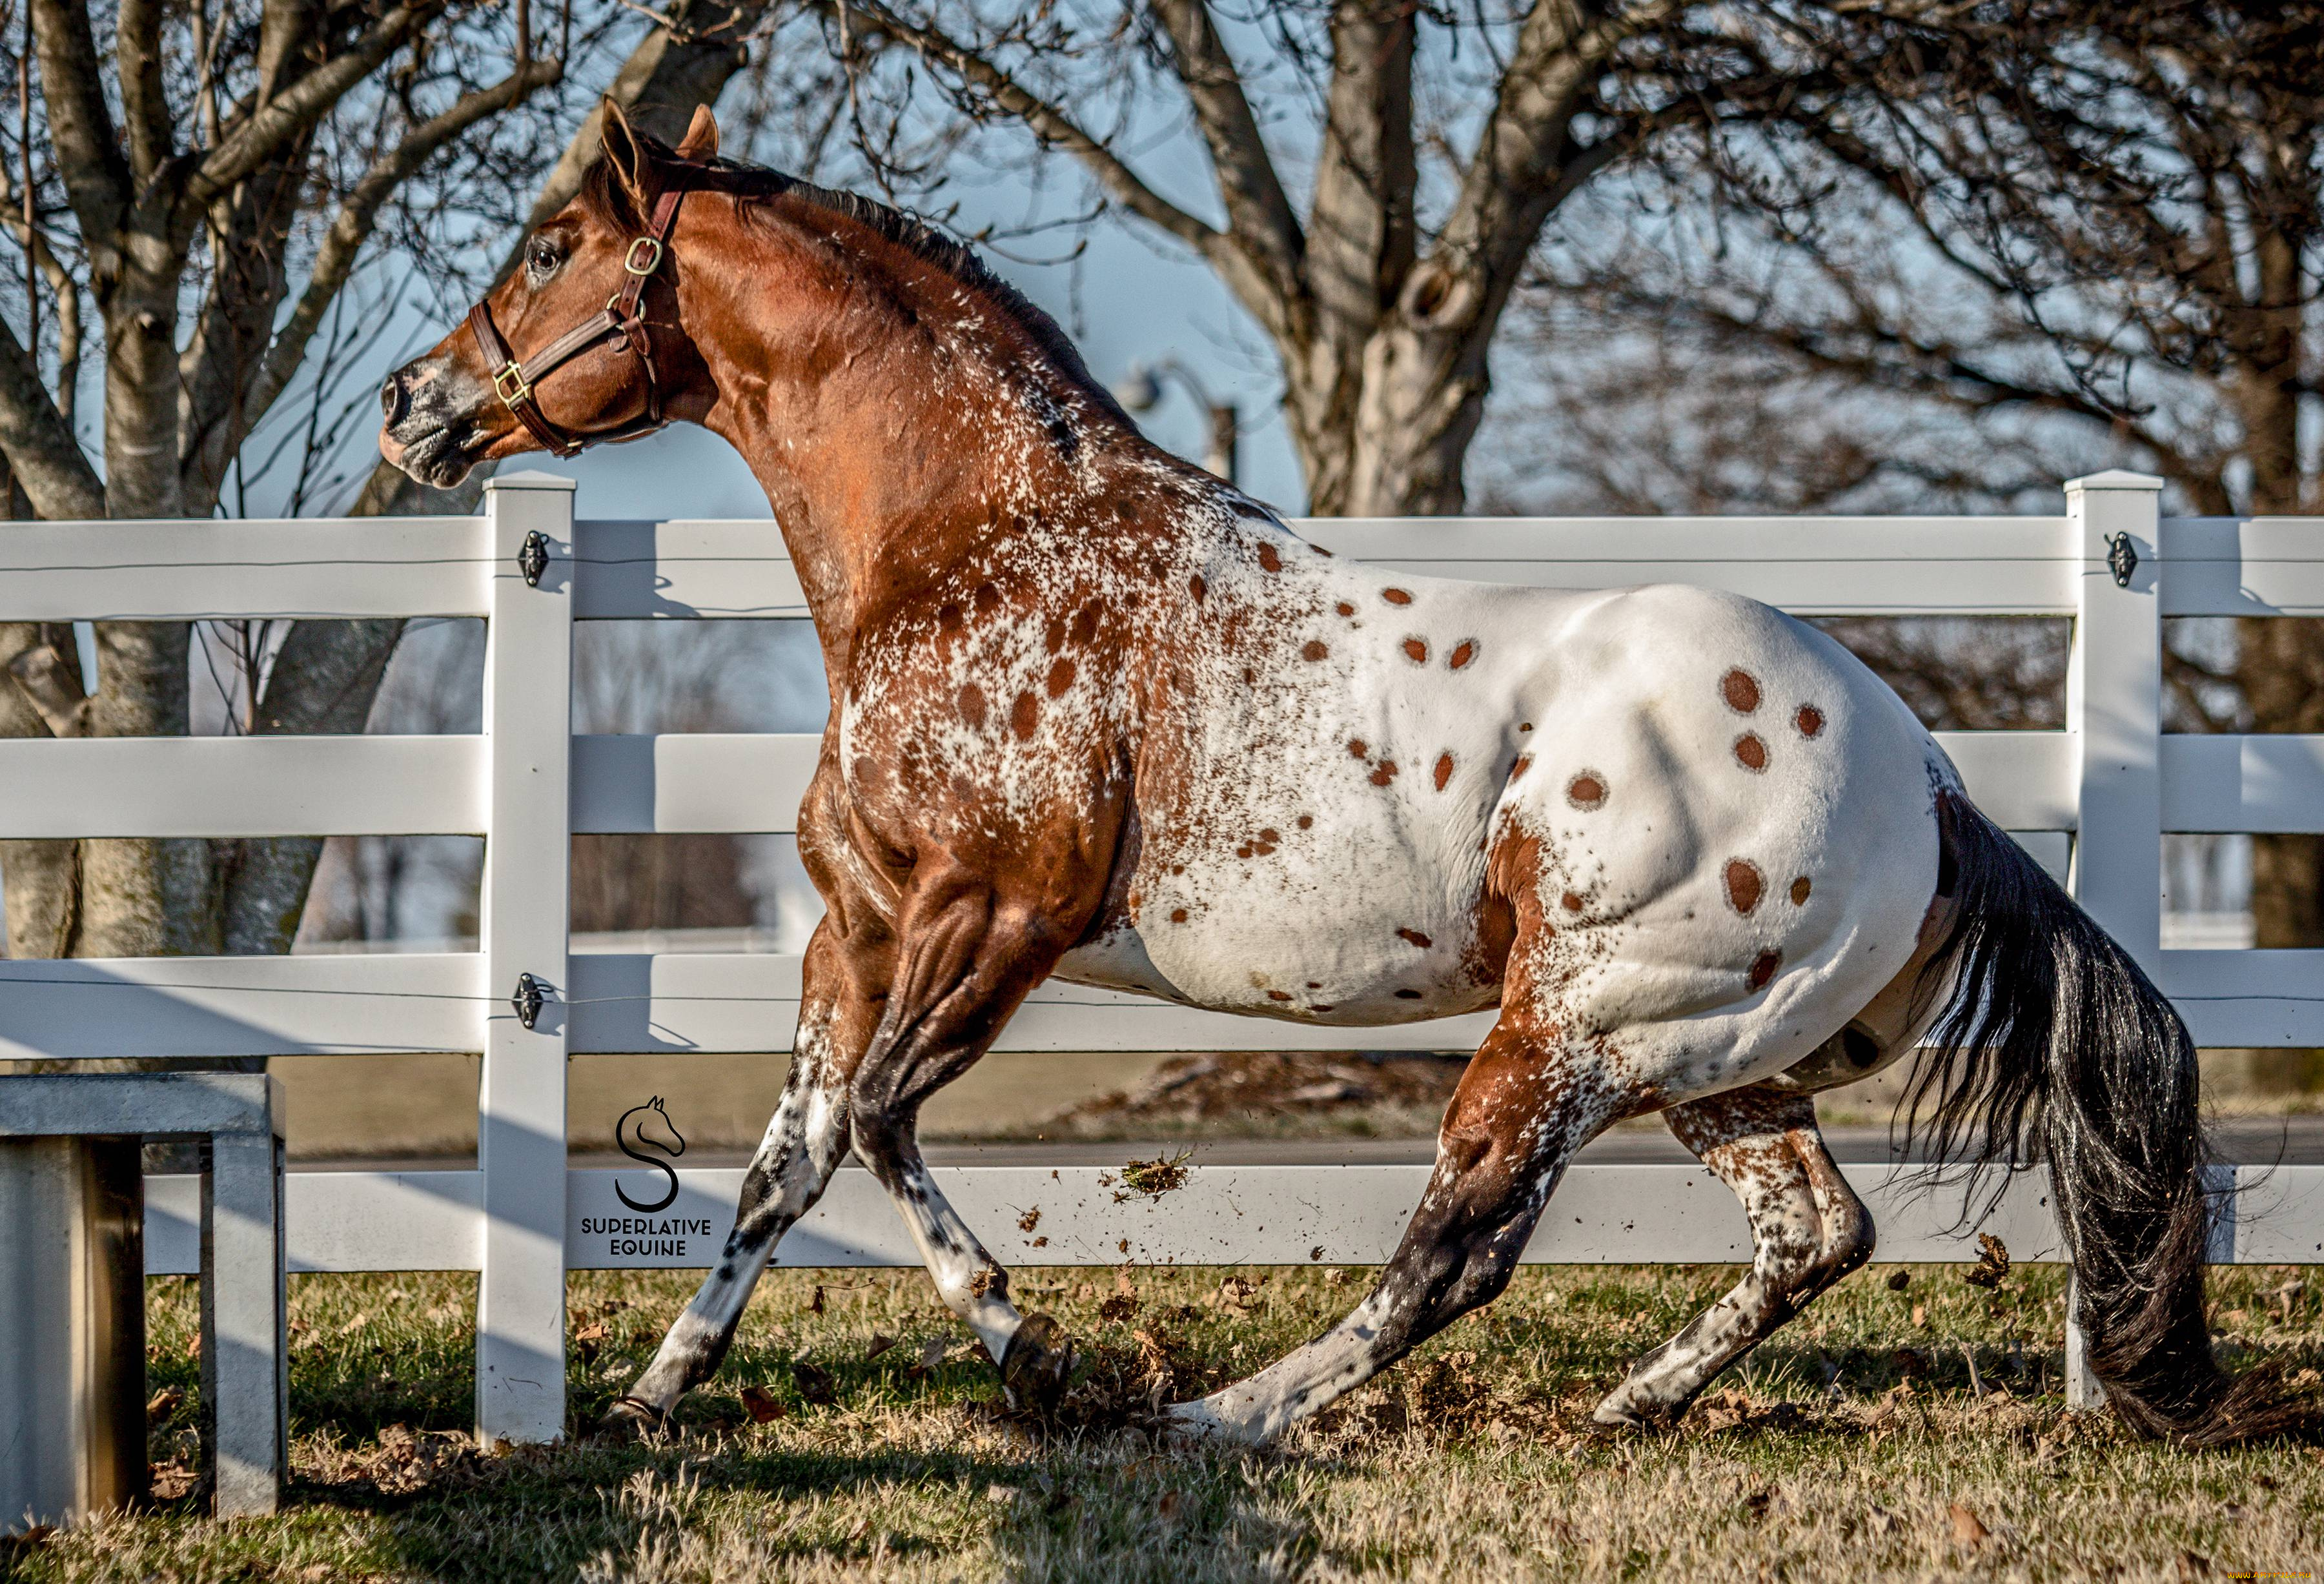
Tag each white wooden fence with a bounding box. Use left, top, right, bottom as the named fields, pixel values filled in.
left=5, top=468, right=2323, bottom=1441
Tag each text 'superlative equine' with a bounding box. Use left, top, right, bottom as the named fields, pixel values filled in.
left=380, top=103, right=2291, bottom=1446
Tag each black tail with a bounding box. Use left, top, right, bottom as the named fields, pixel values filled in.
left=1904, top=793, right=2299, bottom=1445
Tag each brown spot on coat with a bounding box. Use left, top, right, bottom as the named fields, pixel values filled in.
left=973, top=583, right=1003, bottom=616
left=1403, top=638, right=1429, bottom=664
left=1722, top=668, right=1761, bottom=713
left=1561, top=892, right=1584, bottom=913
left=938, top=603, right=965, bottom=635
left=1433, top=752, right=1454, bottom=790
left=1070, top=604, right=1100, bottom=647
left=1567, top=773, right=1605, bottom=809
left=1189, top=574, right=1207, bottom=602
left=1258, top=543, right=1283, bottom=573
left=1259, top=828, right=1279, bottom=843
left=1302, top=639, right=1330, bottom=661
left=1170, top=908, right=1188, bottom=923
left=1336, top=602, right=1356, bottom=616
left=1749, top=950, right=1783, bottom=990
left=1448, top=640, right=1477, bottom=670
left=1369, top=760, right=1399, bottom=786
left=1511, top=755, right=1533, bottom=780
left=1267, top=990, right=1293, bottom=1002
left=1734, top=733, right=1768, bottom=771
left=1383, top=587, right=1412, bottom=605
left=1797, top=704, right=1826, bottom=737
left=958, top=683, right=987, bottom=729
left=1726, top=859, right=1764, bottom=915
left=1046, top=658, right=1077, bottom=697
left=1296, top=815, right=1314, bottom=829
left=1043, top=615, right=1066, bottom=653
left=1348, top=738, right=1369, bottom=758
left=1790, top=875, right=1812, bottom=906
left=1010, top=691, right=1039, bottom=740
left=1397, top=928, right=1433, bottom=948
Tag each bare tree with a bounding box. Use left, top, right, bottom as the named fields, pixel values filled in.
left=768, top=1, right=1790, bottom=515
left=0, top=0, right=792, bottom=977
left=1541, top=0, right=2324, bottom=943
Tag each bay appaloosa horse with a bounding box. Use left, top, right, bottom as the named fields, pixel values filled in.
left=382, top=104, right=2288, bottom=1446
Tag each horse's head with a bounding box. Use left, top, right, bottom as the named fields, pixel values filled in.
left=378, top=102, right=720, bottom=488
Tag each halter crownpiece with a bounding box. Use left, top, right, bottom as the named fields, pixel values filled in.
left=465, top=183, right=689, bottom=458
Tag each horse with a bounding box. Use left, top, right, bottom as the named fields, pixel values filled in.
left=380, top=102, right=2287, bottom=1447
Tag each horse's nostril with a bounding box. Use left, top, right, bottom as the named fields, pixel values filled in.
left=380, top=374, right=407, bottom=426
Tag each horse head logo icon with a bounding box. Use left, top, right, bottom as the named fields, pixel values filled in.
left=614, top=1095, right=688, bottom=1213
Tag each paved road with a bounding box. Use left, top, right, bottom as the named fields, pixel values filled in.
left=306, top=1116, right=2324, bottom=1173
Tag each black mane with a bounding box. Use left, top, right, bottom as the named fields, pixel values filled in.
left=580, top=153, right=1130, bottom=425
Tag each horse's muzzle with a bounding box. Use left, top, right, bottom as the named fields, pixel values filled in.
left=378, top=358, right=484, bottom=489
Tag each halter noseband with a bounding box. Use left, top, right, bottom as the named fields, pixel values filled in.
left=465, top=184, right=689, bottom=458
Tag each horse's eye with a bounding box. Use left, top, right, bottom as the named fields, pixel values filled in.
left=526, top=238, right=562, bottom=278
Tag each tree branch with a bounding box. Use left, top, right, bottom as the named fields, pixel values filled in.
left=1305, top=0, right=1416, bottom=332
left=114, top=0, right=175, bottom=185
left=241, top=55, right=565, bottom=429
left=1148, top=0, right=1305, bottom=306
left=188, top=0, right=440, bottom=208
left=28, top=0, right=132, bottom=258
left=0, top=316, right=103, bottom=519
left=1429, top=0, right=1657, bottom=323
left=834, top=1, right=1221, bottom=257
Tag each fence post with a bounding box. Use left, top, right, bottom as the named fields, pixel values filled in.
left=2061, top=468, right=2165, bottom=1410
left=476, top=472, right=576, bottom=1443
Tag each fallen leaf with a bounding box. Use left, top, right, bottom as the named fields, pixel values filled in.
left=2177, top=1550, right=2212, bottom=1579
left=1911, top=1303, right=1929, bottom=1328
left=1948, top=1503, right=1990, bottom=1547
left=1018, top=1207, right=1042, bottom=1234
left=1156, top=1490, right=1185, bottom=1521
left=1886, top=1270, right=1911, bottom=1292
left=907, top=1335, right=947, bottom=1379
left=145, top=1386, right=184, bottom=1424
left=793, top=1362, right=836, bottom=1405
left=865, top=1333, right=897, bottom=1361
left=809, top=1285, right=826, bottom=1315
left=740, top=1385, right=786, bottom=1424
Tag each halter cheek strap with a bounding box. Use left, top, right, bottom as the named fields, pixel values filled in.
left=465, top=184, right=689, bottom=458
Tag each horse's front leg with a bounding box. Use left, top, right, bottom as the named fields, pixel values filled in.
left=844, top=855, right=1099, bottom=1407
left=605, top=918, right=873, bottom=1432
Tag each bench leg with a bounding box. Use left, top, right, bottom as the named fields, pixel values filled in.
left=202, top=1134, right=285, bottom=1517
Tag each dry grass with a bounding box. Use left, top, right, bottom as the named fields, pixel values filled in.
left=6, top=1262, right=2323, bottom=1582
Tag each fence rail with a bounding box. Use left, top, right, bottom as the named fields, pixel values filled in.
left=5, top=468, right=2319, bottom=1440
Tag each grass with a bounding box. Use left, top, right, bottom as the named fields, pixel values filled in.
left=6, top=1261, right=2323, bottom=1581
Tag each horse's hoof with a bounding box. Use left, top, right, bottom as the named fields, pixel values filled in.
left=1001, top=1313, right=1075, bottom=1414
left=596, top=1394, right=669, bottom=1442
left=1591, top=1395, right=1680, bottom=1432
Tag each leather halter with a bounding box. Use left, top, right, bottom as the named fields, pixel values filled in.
left=465, top=185, right=688, bottom=458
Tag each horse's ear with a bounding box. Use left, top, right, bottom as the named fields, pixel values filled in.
left=599, top=99, right=652, bottom=214
left=675, top=104, right=719, bottom=162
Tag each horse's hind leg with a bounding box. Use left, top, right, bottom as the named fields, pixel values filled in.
left=1168, top=1016, right=1627, bottom=1443
left=607, top=920, right=864, bottom=1430
left=1592, top=1082, right=1874, bottom=1428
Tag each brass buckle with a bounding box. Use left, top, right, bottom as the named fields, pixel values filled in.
left=624, top=236, right=664, bottom=276
left=493, top=363, right=532, bottom=406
